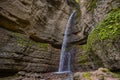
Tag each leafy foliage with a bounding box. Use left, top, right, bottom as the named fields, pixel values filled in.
left=75, top=0, right=79, bottom=3
left=97, top=8, right=120, bottom=40
left=87, top=0, right=97, bottom=12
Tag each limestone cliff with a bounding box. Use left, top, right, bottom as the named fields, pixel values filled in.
left=0, top=0, right=70, bottom=76
left=75, top=0, right=120, bottom=71
left=0, top=0, right=70, bottom=46
left=0, top=0, right=120, bottom=80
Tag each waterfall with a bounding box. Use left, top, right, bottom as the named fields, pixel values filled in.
left=58, top=10, right=76, bottom=73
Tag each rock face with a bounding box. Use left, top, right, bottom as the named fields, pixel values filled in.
left=0, top=0, right=120, bottom=79
left=0, top=27, right=61, bottom=74
left=0, top=0, right=71, bottom=46
left=0, top=0, right=70, bottom=75
left=75, top=0, right=120, bottom=71
left=74, top=68, right=120, bottom=80
left=0, top=0, right=89, bottom=75
left=85, top=8, right=120, bottom=70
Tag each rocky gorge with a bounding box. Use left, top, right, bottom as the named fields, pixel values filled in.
left=0, top=0, right=120, bottom=80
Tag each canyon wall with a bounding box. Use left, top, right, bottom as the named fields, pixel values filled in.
left=0, top=0, right=120, bottom=79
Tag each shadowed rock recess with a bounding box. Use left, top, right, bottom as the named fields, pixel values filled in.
left=0, top=0, right=120, bottom=80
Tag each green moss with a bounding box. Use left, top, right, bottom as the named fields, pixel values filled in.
left=87, top=0, right=97, bottom=12
left=87, top=8, right=120, bottom=47
left=13, top=33, right=49, bottom=49
left=79, top=45, right=98, bottom=64
left=79, top=45, right=104, bottom=66
left=75, top=0, right=79, bottom=3
left=100, top=68, right=111, bottom=73
left=29, top=40, right=49, bottom=49
left=78, top=54, right=89, bottom=65
left=38, top=43, right=49, bottom=49
left=95, top=8, right=120, bottom=40
left=78, top=45, right=90, bottom=64
left=70, top=0, right=80, bottom=10
left=113, top=73, right=120, bottom=78
left=79, top=45, right=88, bottom=51
left=83, top=72, right=92, bottom=80
left=74, top=10, right=81, bottom=20
left=13, top=33, right=28, bottom=46
left=79, top=55, right=91, bottom=65
left=100, top=69, right=120, bottom=78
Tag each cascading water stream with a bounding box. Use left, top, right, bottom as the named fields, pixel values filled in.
left=58, top=10, right=76, bottom=73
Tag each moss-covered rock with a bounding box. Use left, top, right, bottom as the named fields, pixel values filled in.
left=74, top=68, right=120, bottom=80
left=88, top=8, right=120, bottom=42
left=13, top=32, right=49, bottom=49
left=0, top=28, right=60, bottom=77
left=75, top=45, right=104, bottom=71
left=82, top=72, right=92, bottom=79
left=85, top=8, right=120, bottom=70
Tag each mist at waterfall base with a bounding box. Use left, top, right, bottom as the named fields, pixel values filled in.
left=55, top=10, right=76, bottom=74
